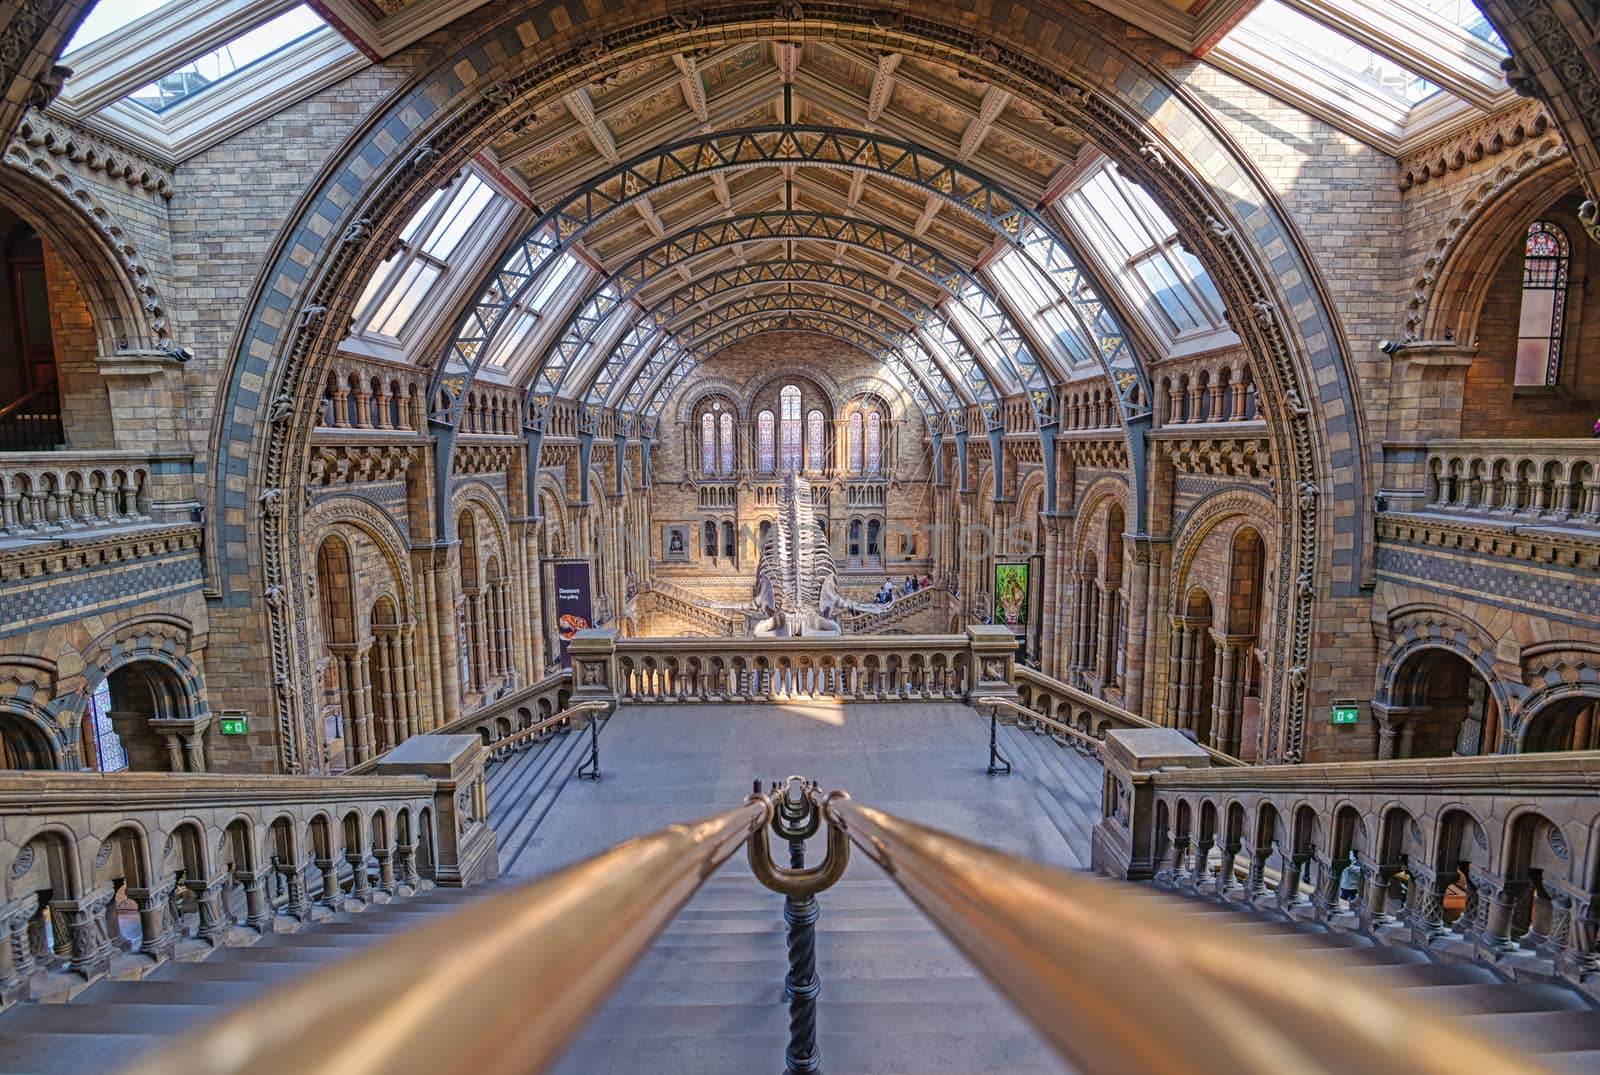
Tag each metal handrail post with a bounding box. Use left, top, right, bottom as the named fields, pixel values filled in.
left=986, top=703, right=1011, bottom=776
left=576, top=713, right=603, bottom=780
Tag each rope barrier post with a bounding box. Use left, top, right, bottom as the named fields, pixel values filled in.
left=987, top=703, right=1012, bottom=776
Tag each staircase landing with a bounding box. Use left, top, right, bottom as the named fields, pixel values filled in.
left=505, top=702, right=1097, bottom=878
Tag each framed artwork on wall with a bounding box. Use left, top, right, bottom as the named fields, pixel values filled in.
left=663, top=525, right=690, bottom=562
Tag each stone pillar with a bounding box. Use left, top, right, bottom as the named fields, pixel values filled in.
left=354, top=644, right=376, bottom=764
left=239, top=870, right=273, bottom=932
left=162, top=734, right=184, bottom=772
left=369, top=734, right=499, bottom=887
left=59, top=891, right=115, bottom=979
left=1091, top=728, right=1212, bottom=880
left=1038, top=515, right=1065, bottom=677
left=570, top=628, right=620, bottom=711
left=182, top=732, right=206, bottom=773
left=1122, top=538, right=1152, bottom=712
left=126, top=884, right=176, bottom=962
left=316, top=859, right=343, bottom=911
left=966, top=625, right=1020, bottom=704
left=192, top=876, right=227, bottom=946
left=401, top=628, right=422, bottom=738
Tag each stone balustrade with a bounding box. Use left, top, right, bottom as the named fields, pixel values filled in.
left=565, top=625, right=1020, bottom=707
left=1417, top=439, right=1600, bottom=526
left=0, top=734, right=495, bottom=1005
left=1094, top=729, right=1600, bottom=999
left=1009, top=666, right=1245, bottom=762
left=841, top=585, right=941, bottom=632
left=317, top=354, right=425, bottom=434
left=0, top=451, right=194, bottom=538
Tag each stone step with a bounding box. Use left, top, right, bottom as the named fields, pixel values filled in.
left=1465, top=1010, right=1600, bottom=1053
left=0, top=1032, right=161, bottom=1074
left=0, top=1002, right=212, bottom=1036
left=70, top=979, right=265, bottom=1007
left=494, top=729, right=593, bottom=868
left=1420, top=982, right=1593, bottom=1015
left=553, top=1028, right=1070, bottom=1075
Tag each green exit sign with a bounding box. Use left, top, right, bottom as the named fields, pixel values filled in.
left=1330, top=701, right=1360, bottom=725
left=219, top=716, right=248, bottom=735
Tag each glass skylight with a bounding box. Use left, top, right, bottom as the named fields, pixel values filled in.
left=63, top=0, right=174, bottom=55
left=1059, top=163, right=1225, bottom=343
left=127, top=5, right=327, bottom=113
left=1404, top=0, right=1504, bottom=48
left=1235, top=1, right=1437, bottom=105
left=985, top=248, right=1095, bottom=369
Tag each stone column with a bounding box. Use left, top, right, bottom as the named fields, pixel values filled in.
left=59, top=891, right=115, bottom=979
left=162, top=733, right=184, bottom=772
left=1122, top=538, right=1152, bottom=712
left=1092, top=728, right=1212, bottom=880
left=429, top=546, right=463, bottom=726
left=239, top=870, right=273, bottom=932
left=316, top=859, right=343, bottom=912
left=192, top=876, right=227, bottom=946
left=181, top=732, right=206, bottom=773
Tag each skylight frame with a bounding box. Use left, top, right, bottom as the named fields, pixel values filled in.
left=48, top=0, right=365, bottom=162
left=983, top=247, right=1099, bottom=376
left=1054, top=161, right=1233, bottom=359
left=126, top=5, right=328, bottom=114
left=1206, top=0, right=1514, bottom=153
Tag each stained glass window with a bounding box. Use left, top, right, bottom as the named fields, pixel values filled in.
left=719, top=412, right=735, bottom=474
left=865, top=411, right=882, bottom=474
left=701, top=413, right=716, bottom=474
left=757, top=410, right=776, bottom=472
left=780, top=386, right=802, bottom=472
left=1515, top=221, right=1570, bottom=387
left=848, top=413, right=864, bottom=473
left=87, top=679, right=127, bottom=773
left=806, top=410, right=825, bottom=471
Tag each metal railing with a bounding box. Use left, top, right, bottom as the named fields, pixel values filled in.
left=117, top=780, right=1564, bottom=1075
left=0, top=381, right=63, bottom=452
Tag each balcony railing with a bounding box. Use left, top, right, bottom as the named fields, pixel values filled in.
left=0, top=451, right=175, bottom=537
left=0, top=382, right=64, bottom=452
left=1097, top=731, right=1600, bottom=998
left=1419, top=439, right=1600, bottom=526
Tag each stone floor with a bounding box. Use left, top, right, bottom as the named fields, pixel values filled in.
left=504, top=701, right=1093, bottom=878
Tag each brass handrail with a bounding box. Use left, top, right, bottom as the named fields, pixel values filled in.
left=486, top=699, right=608, bottom=756
left=821, top=795, right=1555, bottom=1075
left=118, top=796, right=772, bottom=1075
left=976, top=695, right=1102, bottom=750
left=0, top=377, right=59, bottom=424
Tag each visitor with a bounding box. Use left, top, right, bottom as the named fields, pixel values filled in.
left=1339, top=852, right=1362, bottom=903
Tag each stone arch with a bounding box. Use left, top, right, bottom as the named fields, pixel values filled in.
left=1410, top=141, right=1579, bottom=340
left=0, top=144, right=171, bottom=349
left=215, top=0, right=1366, bottom=769
left=302, top=495, right=419, bottom=624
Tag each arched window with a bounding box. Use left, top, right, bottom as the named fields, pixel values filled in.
left=806, top=409, right=825, bottom=471
left=849, top=518, right=862, bottom=558
left=1516, top=220, right=1570, bottom=387
left=848, top=412, right=864, bottom=473
left=757, top=410, right=776, bottom=472
left=865, top=411, right=883, bottom=474
left=700, top=412, right=716, bottom=474
left=780, top=385, right=802, bottom=471
left=703, top=520, right=718, bottom=557
left=867, top=518, right=882, bottom=559
left=719, top=412, right=735, bottom=474
left=722, top=520, right=735, bottom=558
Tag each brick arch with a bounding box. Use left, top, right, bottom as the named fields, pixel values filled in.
left=0, top=159, right=171, bottom=349
left=1409, top=140, right=1577, bottom=340
left=301, top=495, right=419, bottom=626
left=1375, top=608, right=1519, bottom=722
left=216, top=0, right=1365, bottom=768
left=674, top=380, right=746, bottom=424
left=0, top=0, right=95, bottom=139
left=1169, top=488, right=1278, bottom=619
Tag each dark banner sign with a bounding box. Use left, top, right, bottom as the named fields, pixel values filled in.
left=553, top=561, right=593, bottom=669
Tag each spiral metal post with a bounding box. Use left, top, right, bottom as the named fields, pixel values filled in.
left=987, top=704, right=1012, bottom=776
left=783, top=889, right=822, bottom=1074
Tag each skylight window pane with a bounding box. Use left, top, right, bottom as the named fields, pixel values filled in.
left=1175, top=247, right=1225, bottom=320
left=1134, top=255, right=1205, bottom=334
left=1234, top=1, right=1437, bottom=105
left=528, top=254, right=581, bottom=310
left=945, top=298, right=1012, bottom=376
left=64, top=0, right=173, bottom=55
left=1404, top=0, right=1504, bottom=49
left=127, top=5, right=326, bottom=113
left=485, top=310, right=538, bottom=369
left=422, top=177, right=495, bottom=259
left=401, top=189, right=447, bottom=244
left=369, top=261, right=440, bottom=338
